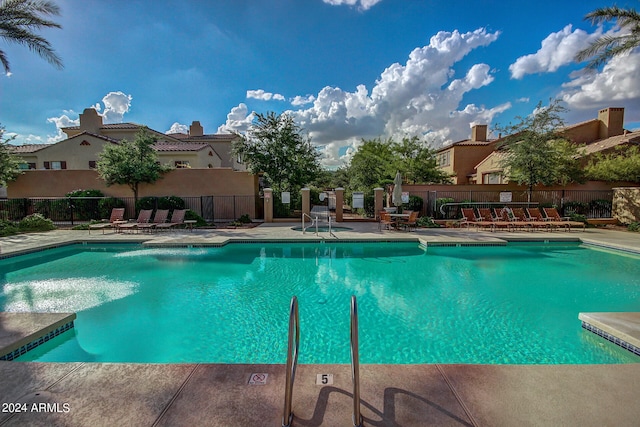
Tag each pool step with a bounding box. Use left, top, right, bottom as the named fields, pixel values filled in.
left=0, top=312, right=76, bottom=361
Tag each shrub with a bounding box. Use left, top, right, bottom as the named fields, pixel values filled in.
left=628, top=222, right=640, bottom=232
left=136, top=196, right=158, bottom=211
left=98, top=197, right=126, bottom=219
left=158, top=196, right=186, bottom=210
left=1, top=198, right=31, bottom=221
left=416, top=216, right=439, bottom=228
left=238, top=214, right=252, bottom=224
left=0, top=220, right=19, bottom=237
left=184, top=209, right=207, bottom=227
left=435, top=197, right=455, bottom=219
left=18, top=213, right=56, bottom=232
left=66, top=189, right=104, bottom=220
left=563, top=201, right=588, bottom=215
left=569, top=213, right=588, bottom=224
left=404, top=195, right=423, bottom=213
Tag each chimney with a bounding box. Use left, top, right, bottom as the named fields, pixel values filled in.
left=598, top=107, right=624, bottom=139
left=78, top=108, right=103, bottom=134
left=189, top=121, right=204, bottom=137
left=471, top=124, right=487, bottom=142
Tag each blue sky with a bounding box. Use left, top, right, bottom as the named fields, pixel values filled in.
left=2, top=0, right=639, bottom=168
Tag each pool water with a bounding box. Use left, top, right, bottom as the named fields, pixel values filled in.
left=1, top=242, right=639, bottom=364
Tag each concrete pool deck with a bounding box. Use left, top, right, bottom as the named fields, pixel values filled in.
left=1, top=224, right=640, bottom=426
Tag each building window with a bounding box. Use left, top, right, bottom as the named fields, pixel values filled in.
left=437, top=151, right=450, bottom=167
left=89, top=161, right=96, bottom=169
left=19, top=163, right=36, bottom=170
left=482, top=172, right=503, bottom=184
left=80, top=140, right=91, bottom=146
left=175, top=161, right=190, bottom=168
left=43, top=161, right=67, bottom=170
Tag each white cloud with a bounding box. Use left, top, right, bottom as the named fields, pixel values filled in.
left=247, top=89, right=285, bottom=101
left=322, top=0, right=383, bottom=11
left=560, top=51, right=640, bottom=114
left=509, top=25, right=602, bottom=79
left=217, top=103, right=255, bottom=134
left=221, top=28, right=507, bottom=168
left=166, top=122, right=189, bottom=134
left=291, top=95, right=316, bottom=106
left=46, top=113, right=79, bottom=143
left=101, top=91, right=133, bottom=123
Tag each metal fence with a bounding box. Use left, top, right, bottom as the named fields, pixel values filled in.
left=407, top=190, right=613, bottom=219
left=0, top=195, right=264, bottom=225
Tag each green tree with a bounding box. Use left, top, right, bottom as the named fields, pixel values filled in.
left=96, top=128, right=172, bottom=208
left=0, top=125, right=24, bottom=186
left=0, top=0, right=63, bottom=74
left=393, top=136, right=452, bottom=184
left=586, top=145, right=640, bottom=183
left=495, top=100, right=584, bottom=201
left=347, top=137, right=396, bottom=190
left=232, top=112, right=321, bottom=193
left=575, top=6, right=640, bottom=69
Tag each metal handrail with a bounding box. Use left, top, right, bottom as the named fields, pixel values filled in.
left=282, top=296, right=300, bottom=427
left=350, top=295, right=363, bottom=427
left=301, top=213, right=318, bottom=235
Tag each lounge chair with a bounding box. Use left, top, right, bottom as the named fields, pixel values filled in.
left=116, top=209, right=153, bottom=233
left=155, top=209, right=187, bottom=231
left=461, top=208, right=494, bottom=231
left=477, top=208, right=512, bottom=231
left=510, top=207, right=550, bottom=232
left=526, top=208, right=568, bottom=231
left=136, top=209, right=169, bottom=233
left=543, top=207, right=586, bottom=231
left=88, top=208, right=125, bottom=234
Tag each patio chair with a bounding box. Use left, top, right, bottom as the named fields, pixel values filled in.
left=526, top=208, right=567, bottom=231
left=461, top=208, right=494, bottom=231
left=155, top=209, right=187, bottom=231
left=378, top=211, right=395, bottom=231
left=116, top=209, right=153, bottom=233
left=136, top=209, right=169, bottom=233
left=398, top=210, right=419, bottom=232
left=88, top=208, right=125, bottom=234
left=543, top=207, right=586, bottom=231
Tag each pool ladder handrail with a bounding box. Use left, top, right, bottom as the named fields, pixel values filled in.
left=301, top=213, right=318, bottom=235
left=351, top=295, right=363, bottom=427
left=282, top=296, right=300, bottom=427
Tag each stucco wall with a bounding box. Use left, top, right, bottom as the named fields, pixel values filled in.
left=7, top=168, right=258, bottom=198
left=613, top=187, right=640, bottom=224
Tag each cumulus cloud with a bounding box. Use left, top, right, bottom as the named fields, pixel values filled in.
left=44, top=91, right=134, bottom=143
left=560, top=51, right=640, bottom=115
left=322, top=0, right=383, bottom=11
left=101, top=91, right=133, bottom=123
left=509, top=25, right=602, bottom=79
left=223, top=28, right=507, bottom=167
left=46, top=113, right=79, bottom=143
left=166, top=122, right=189, bottom=134
left=246, top=89, right=285, bottom=101
left=291, top=95, right=316, bottom=106
left=217, top=103, right=256, bottom=134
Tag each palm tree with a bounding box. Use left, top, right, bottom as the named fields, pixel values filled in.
left=0, top=0, right=63, bottom=74
left=575, top=6, right=640, bottom=69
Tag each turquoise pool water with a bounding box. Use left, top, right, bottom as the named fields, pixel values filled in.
left=1, top=242, right=639, bottom=364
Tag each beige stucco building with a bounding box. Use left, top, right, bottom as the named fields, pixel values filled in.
left=12, top=108, right=244, bottom=171
left=472, top=107, right=640, bottom=184
left=435, top=125, right=498, bottom=184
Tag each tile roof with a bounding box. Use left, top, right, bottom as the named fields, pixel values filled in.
left=10, top=144, right=50, bottom=153
left=153, top=142, right=215, bottom=152
left=183, top=134, right=238, bottom=142
left=582, top=130, right=640, bottom=155
left=62, top=122, right=142, bottom=130
left=436, top=139, right=493, bottom=152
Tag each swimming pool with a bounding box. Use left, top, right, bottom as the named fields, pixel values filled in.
left=1, top=242, right=639, bottom=364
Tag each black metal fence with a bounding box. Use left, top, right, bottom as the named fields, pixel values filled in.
left=407, top=190, right=613, bottom=219
left=0, top=195, right=264, bottom=225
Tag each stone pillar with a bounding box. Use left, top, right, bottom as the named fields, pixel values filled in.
left=301, top=188, right=310, bottom=218
left=335, top=187, right=344, bottom=222
left=374, top=187, right=384, bottom=219
left=264, top=188, right=273, bottom=223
